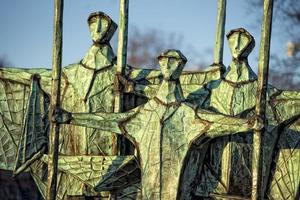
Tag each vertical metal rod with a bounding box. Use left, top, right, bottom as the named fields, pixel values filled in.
left=213, top=0, right=226, bottom=65
left=46, top=0, right=64, bottom=199
left=114, top=0, right=129, bottom=113
left=216, top=1, right=229, bottom=187
left=215, top=0, right=228, bottom=191
left=252, top=0, right=274, bottom=199
left=111, top=1, right=129, bottom=199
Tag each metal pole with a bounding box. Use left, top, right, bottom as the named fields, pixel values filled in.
left=252, top=0, right=274, bottom=199
left=110, top=1, right=129, bottom=198
left=213, top=0, right=226, bottom=65
left=46, top=0, right=64, bottom=199
left=214, top=0, right=228, bottom=190
left=114, top=0, right=129, bottom=113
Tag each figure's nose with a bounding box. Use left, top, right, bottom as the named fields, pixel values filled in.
left=234, top=32, right=241, bottom=51
left=96, top=20, right=102, bottom=33
left=167, top=59, right=171, bottom=69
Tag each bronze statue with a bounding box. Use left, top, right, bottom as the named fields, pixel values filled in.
left=0, top=2, right=299, bottom=199
left=55, top=49, right=258, bottom=199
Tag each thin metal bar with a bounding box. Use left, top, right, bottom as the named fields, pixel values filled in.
left=252, top=0, right=274, bottom=199
left=46, top=0, right=64, bottom=199
left=110, top=1, right=129, bottom=198
left=214, top=0, right=228, bottom=190
left=213, top=0, right=226, bottom=65
left=114, top=0, right=129, bottom=113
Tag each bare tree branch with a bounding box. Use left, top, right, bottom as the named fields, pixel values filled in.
left=246, top=0, right=300, bottom=90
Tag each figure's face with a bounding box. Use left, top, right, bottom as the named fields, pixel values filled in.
left=89, top=17, right=109, bottom=43
left=228, top=31, right=251, bottom=59
left=159, top=57, right=184, bottom=80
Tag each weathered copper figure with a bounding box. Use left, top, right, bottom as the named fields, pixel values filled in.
left=56, top=49, right=256, bottom=199
left=0, top=10, right=221, bottom=199
left=0, top=0, right=299, bottom=199
left=195, top=28, right=300, bottom=199
left=0, top=11, right=140, bottom=199
left=197, top=28, right=260, bottom=197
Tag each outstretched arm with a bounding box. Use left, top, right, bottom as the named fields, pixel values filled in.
left=189, top=109, right=257, bottom=143
left=0, top=67, right=53, bottom=95
left=56, top=108, right=138, bottom=135
left=123, top=65, right=222, bottom=98
left=0, top=67, right=52, bottom=85
left=120, top=67, right=160, bottom=98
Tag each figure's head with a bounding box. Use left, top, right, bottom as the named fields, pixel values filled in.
left=88, top=12, right=117, bottom=44
left=158, top=49, right=187, bottom=81
left=227, top=28, right=255, bottom=59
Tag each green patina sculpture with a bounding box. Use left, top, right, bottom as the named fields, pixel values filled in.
left=196, top=28, right=259, bottom=197
left=195, top=28, right=300, bottom=199
left=56, top=49, right=257, bottom=199
left=0, top=11, right=221, bottom=199
left=0, top=11, right=141, bottom=199
left=0, top=7, right=299, bottom=200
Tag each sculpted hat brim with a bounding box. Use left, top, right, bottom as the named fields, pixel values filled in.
left=88, top=12, right=112, bottom=24
left=157, top=49, right=187, bottom=64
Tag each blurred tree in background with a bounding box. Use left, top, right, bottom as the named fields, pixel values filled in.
left=0, top=56, right=10, bottom=68
left=247, top=0, right=300, bottom=89
left=125, top=26, right=211, bottom=70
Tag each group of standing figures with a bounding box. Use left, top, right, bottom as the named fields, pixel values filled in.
left=0, top=11, right=299, bottom=200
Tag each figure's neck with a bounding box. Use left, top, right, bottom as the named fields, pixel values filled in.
left=81, top=43, right=115, bottom=70
left=225, top=58, right=257, bottom=83
left=155, top=79, right=184, bottom=104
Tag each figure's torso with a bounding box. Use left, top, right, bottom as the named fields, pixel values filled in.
left=125, top=100, right=203, bottom=199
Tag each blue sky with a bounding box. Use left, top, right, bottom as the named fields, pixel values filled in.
left=0, top=0, right=285, bottom=71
